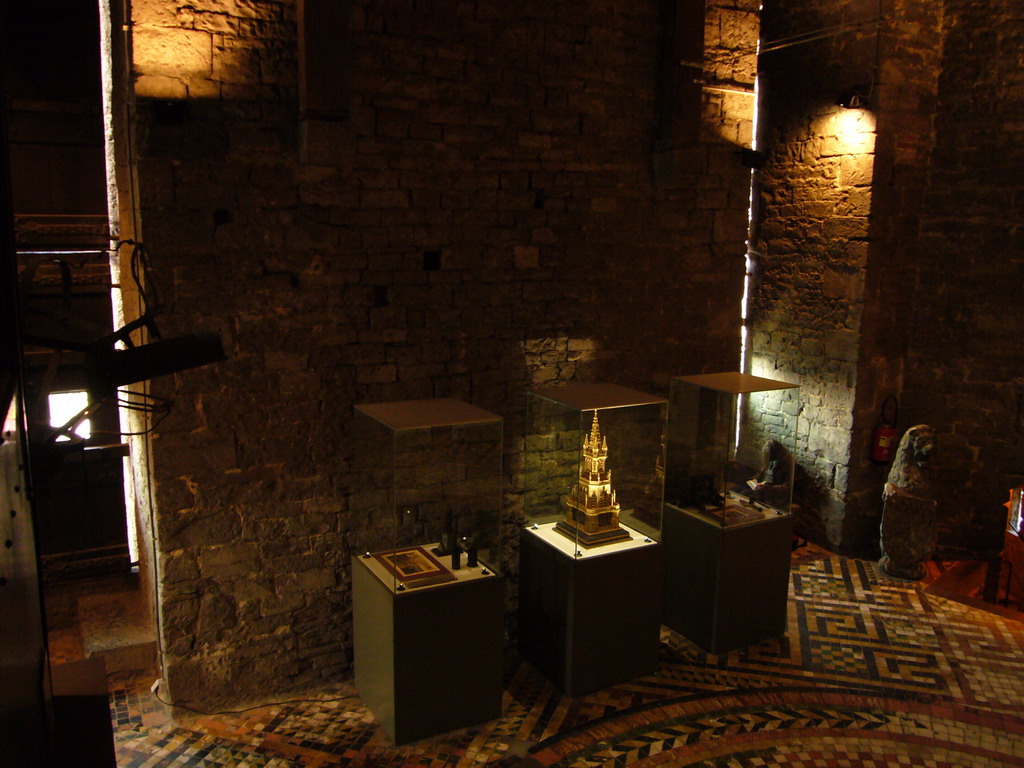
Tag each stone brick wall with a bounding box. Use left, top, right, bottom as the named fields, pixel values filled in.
left=126, top=0, right=757, bottom=706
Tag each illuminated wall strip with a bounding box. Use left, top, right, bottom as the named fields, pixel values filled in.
left=737, top=19, right=762, bottom=450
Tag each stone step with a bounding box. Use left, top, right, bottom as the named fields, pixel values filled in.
left=78, top=588, right=157, bottom=675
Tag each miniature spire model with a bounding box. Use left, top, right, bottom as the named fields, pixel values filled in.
left=555, top=411, right=632, bottom=548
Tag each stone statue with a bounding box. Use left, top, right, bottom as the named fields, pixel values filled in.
left=879, top=424, right=937, bottom=579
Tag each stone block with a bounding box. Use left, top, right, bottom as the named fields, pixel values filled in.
left=134, top=26, right=213, bottom=78
left=161, top=595, right=200, bottom=636
left=285, top=223, right=339, bottom=250
left=822, top=267, right=864, bottom=301
left=134, top=0, right=178, bottom=25
left=299, top=119, right=354, bottom=168
left=134, top=75, right=188, bottom=100
left=839, top=154, right=875, bottom=188
left=357, top=364, right=398, bottom=384
left=514, top=245, right=540, bottom=269
left=845, top=186, right=872, bottom=216
left=161, top=550, right=201, bottom=583
left=800, top=337, right=825, bottom=358
left=260, top=591, right=308, bottom=618
left=230, top=578, right=276, bottom=603
left=200, top=591, right=238, bottom=633
left=162, top=508, right=243, bottom=551
left=823, top=216, right=869, bottom=242
left=194, top=11, right=239, bottom=35
left=264, top=350, right=310, bottom=371
left=824, top=329, right=861, bottom=363
left=808, top=425, right=852, bottom=465
left=199, top=543, right=260, bottom=579
left=278, top=569, right=337, bottom=593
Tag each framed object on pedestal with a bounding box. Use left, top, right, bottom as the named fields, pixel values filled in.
left=519, top=382, right=665, bottom=695
left=351, top=397, right=503, bottom=744
left=662, top=372, right=800, bottom=653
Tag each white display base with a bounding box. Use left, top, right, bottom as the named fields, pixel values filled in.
left=358, top=541, right=499, bottom=595
left=524, top=521, right=657, bottom=559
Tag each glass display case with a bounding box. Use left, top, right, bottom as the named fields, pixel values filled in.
left=1008, top=486, right=1024, bottom=538
left=665, top=372, right=800, bottom=527
left=350, top=397, right=504, bottom=743
left=519, top=382, right=667, bottom=694
left=524, top=383, right=666, bottom=558
left=662, top=371, right=800, bottom=653
left=351, top=397, right=502, bottom=594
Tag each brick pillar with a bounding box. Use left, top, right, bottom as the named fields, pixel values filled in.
left=757, top=0, right=1022, bottom=557
left=755, top=0, right=882, bottom=551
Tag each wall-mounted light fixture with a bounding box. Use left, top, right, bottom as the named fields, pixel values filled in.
left=836, top=86, right=869, bottom=109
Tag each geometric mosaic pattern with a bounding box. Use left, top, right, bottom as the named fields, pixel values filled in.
left=111, top=551, right=1024, bottom=767
left=528, top=689, right=1024, bottom=768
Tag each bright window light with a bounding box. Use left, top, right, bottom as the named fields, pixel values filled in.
left=49, top=390, right=92, bottom=441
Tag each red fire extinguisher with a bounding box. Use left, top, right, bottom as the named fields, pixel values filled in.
left=870, top=395, right=898, bottom=465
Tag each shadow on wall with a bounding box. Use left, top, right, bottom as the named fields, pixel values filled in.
left=791, top=463, right=839, bottom=552
left=790, top=462, right=884, bottom=559
left=929, top=432, right=983, bottom=556
left=791, top=429, right=978, bottom=560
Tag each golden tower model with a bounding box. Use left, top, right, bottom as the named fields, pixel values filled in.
left=555, top=411, right=632, bottom=548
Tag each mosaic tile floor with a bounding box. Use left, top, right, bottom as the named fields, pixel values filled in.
left=109, top=549, right=1024, bottom=767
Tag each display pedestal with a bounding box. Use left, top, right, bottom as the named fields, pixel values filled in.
left=662, top=503, right=792, bottom=654
left=353, top=556, right=503, bottom=744
left=517, top=528, right=662, bottom=696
